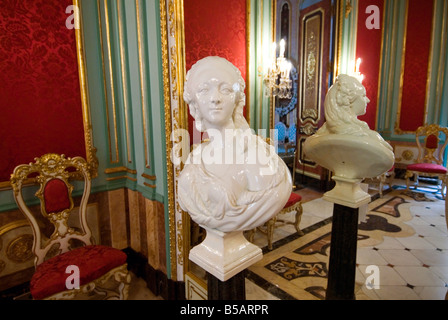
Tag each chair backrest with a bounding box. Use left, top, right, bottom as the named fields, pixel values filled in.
left=275, top=121, right=287, bottom=143
left=10, top=154, right=93, bottom=267
left=415, top=124, right=448, bottom=165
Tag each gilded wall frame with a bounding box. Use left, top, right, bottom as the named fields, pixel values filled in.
left=0, top=0, right=98, bottom=190
left=298, top=8, right=324, bottom=126
left=160, top=0, right=253, bottom=283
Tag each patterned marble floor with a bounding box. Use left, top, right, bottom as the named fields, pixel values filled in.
left=246, top=179, right=448, bottom=300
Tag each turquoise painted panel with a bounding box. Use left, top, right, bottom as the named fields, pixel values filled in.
left=249, top=0, right=274, bottom=134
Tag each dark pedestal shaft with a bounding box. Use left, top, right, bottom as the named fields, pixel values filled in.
left=207, top=271, right=246, bottom=300
left=326, top=204, right=359, bottom=300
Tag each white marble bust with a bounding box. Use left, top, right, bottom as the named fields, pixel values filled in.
left=304, top=74, right=394, bottom=181
left=178, top=56, right=292, bottom=233
left=316, top=74, right=392, bottom=150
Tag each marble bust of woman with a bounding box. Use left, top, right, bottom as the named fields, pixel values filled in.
left=316, top=74, right=392, bottom=151
left=304, top=74, right=394, bottom=181
left=178, top=56, right=292, bottom=233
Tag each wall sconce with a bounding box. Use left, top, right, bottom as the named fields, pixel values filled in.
left=264, top=39, right=293, bottom=99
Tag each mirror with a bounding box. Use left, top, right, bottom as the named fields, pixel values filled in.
left=160, top=0, right=340, bottom=297
left=271, top=0, right=301, bottom=174
left=160, top=0, right=258, bottom=297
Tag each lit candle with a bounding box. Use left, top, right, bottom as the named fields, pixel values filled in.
left=355, top=58, right=362, bottom=73
left=279, top=39, right=285, bottom=58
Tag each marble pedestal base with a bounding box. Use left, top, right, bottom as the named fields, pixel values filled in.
left=323, top=176, right=371, bottom=209
left=189, top=226, right=262, bottom=282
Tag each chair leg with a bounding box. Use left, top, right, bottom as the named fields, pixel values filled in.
left=246, top=229, right=255, bottom=243
left=293, top=203, right=304, bottom=236
left=405, top=171, right=414, bottom=192
left=266, top=217, right=276, bottom=250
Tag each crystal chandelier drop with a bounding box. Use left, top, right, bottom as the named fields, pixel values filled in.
left=264, top=39, right=293, bottom=99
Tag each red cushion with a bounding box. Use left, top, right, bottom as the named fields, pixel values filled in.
left=30, top=245, right=127, bottom=300
left=407, top=163, right=447, bottom=174
left=284, top=192, right=302, bottom=208
left=44, top=179, right=71, bottom=213
left=426, top=134, right=438, bottom=149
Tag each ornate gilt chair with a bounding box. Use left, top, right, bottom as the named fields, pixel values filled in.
left=248, top=192, right=303, bottom=250
left=247, top=136, right=303, bottom=250
left=10, top=154, right=131, bottom=300
left=405, top=124, right=448, bottom=199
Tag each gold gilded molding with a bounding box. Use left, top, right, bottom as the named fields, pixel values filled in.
left=106, top=175, right=137, bottom=182
left=394, top=0, right=408, bottom=135
left=104, top=166, right=137, bottom=174
left=160, top=0, right=178, bottom=281
left=0, top=220, right=30, bottom=237
left=345, top=0, right=352, bottom=19
left=99, top=0, right=120, bottom=164
left=335, top=0, right=343, bottom=78
left=246, top=0, right=252, bottom=126
left=135, top=0, right=151, bottom=169
left=375, top=2, right=386, bottom=131
left=141, top=173, right=157, bottom=181
left=162, top=0, right=254, bottom=283
left=116, top=0, right=132, bottom=164
left=74, top=0, right=99, bottom=177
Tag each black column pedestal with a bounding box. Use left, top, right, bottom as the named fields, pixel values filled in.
left=207, top=271, right=246, bottom=300
left=325, top=204, right=359, bottom=300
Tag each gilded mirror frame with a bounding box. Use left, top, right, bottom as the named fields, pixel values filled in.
left=160, top=0, right=254, bottom=289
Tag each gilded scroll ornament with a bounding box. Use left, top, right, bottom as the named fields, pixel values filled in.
left=402, top=149, right=414, bottom=161
left=6, top=234, right=34, bottom=263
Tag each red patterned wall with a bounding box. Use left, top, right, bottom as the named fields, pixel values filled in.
left=0, top=0, right=86, bottom=182
left=398, top=0, right=434, bottom=132
left=356, top=0, right=384, bottom=130
left=183, top=0, right=247, bottom=143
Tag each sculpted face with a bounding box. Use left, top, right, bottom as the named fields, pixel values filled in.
left=351, top=83, right=370, bottom=116
left=190, top=61, right=239, bottom=131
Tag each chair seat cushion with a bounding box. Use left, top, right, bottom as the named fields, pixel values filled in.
left=284, top=192, right=302, bottom=209
left=407, top=163, right=447, bottom=174
left=30, top=245, right=127, bottom=300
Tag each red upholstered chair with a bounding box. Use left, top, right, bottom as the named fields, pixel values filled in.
left=405, top=124, right=448, bottom=199
left=10, top=154, right=131, bottom=300
left=249, top=192, right=303, bottom=250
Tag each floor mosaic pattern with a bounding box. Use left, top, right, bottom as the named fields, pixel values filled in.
left=247, top=183, right=448, bottom=300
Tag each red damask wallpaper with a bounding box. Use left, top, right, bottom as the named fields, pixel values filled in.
left=399, top=0, right=433, bottom=132
left=0, top=0, right=86, bottom=182
left=183, top=0, right=247, bottom=143
left=356, top=0, right=384, bottom=130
